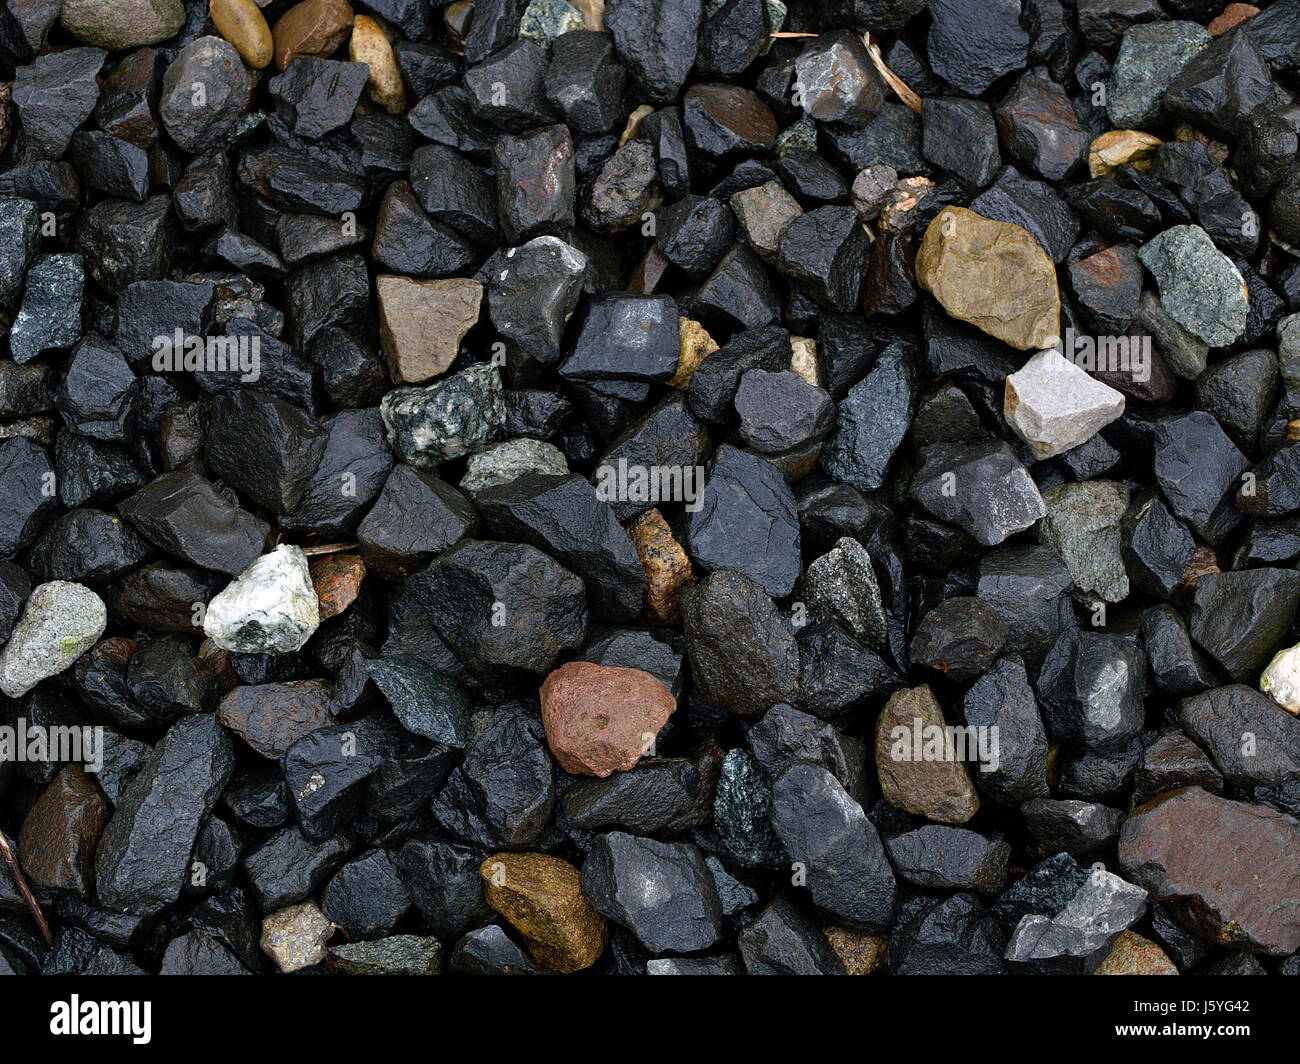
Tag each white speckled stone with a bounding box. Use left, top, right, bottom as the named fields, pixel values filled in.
left=203, top=544, right=320, bottom=654
left=0, top=581, right=107, bottom=697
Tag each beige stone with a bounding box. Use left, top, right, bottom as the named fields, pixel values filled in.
left=790, top=335, right=820, bottom=387
left=376, top=275, right=482, bottom=385
left=261, top=901, right=335, bottom=972
left=915, top=207, right=1060, bottom=351
left=1089, top=129, right=1162, bottom=178
left=349, top=14, right=405, bottom=114
left=875, top=684, right=980, bottom=824
left=672, top=317, right=718, bottom=388
left=210, top=0, right=274, bottom=68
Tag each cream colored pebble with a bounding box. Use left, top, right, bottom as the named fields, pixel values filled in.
left=210, top=0, right=274, bottom=69
left=349, top=15, right=405, bottom=114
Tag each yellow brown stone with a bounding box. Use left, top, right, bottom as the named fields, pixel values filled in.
left=210, top=0, right=274, bottom=69
left=261, top=901, right=335, bottom=972
left=481, top=853, right=608, bottom=973
left=915, top=207, right=1060, bottom=351
left=789, top=335, right=820, bottom=388
left=349, top=14, right=405, bottom=114
left=823, top=925, right=888, bottom=974
left=1095, top=930, right=1179, bottom=975
left=1088, top=129, right=1162, bottom=178
left=629, top=507, right=696, bottom=623
left=672, top=317, right=718, bottom=389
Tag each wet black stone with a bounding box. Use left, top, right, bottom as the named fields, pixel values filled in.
left=203, top=389, right=328, bottom=515
left=286, top=254, right=371, bottom=352
left=1039, top=629, right=1145, bottom=754
left=692, top=243, right=780, bottom=332
left=995, top=69, right=1088, bottom=182
left=1021, top=797, right=1124, bottom=855
left=10, top=253, right=83, bottom=364
left=774, top=150, right=848, bottom=206
left=431, top=702, right=555, bottom=849
left=394, top=40, right=460, bottom=99
left=770, top=763, right=895, bottom=929
left=242, top=825, right=351, bottom=911
left=201, top=228, right=285, bottom=283
left=281, top=407, right=393, bottom=538
left=12, top=46, right=106, bottom=159
left=737, top=894, right=845, bottom=974
left=888, top=893, right=1008, bottom=975
left=579, top=139, right=660, bottom=235
left=1239, top=443, right=1300, bottom=518
left=448, top=924, right=544, bottom=974
left=927, top=0, right=1029, bottom=96
left=922, top=98, right=1000, bottom=188
left=94, top=715, right=235, bottom=915
left=275, top=211, right=369, bottom=268
left=1151, top=411, right=1248, bottom=546
left=159, top=37, right=250, bottom=153
left=1120, top=490, right=1197, bottom=601
left=1067, top=244, right=1143, bottom=335
left=775, top=206, right=867, bottom=314
left=408, top=85, right=496, bottom=157
left=353, top=465, right=475, bottom=579
left=0, top=436, right=56, bottom=557
left=1065, top=177, right=1162, bottom=242
left=224, top=769, right=291, bottom=830
left=991, top=851, right=1087, bottom=928
left=886, top=825, right=1010, bottom=895
left=1235, top=515, right=1300, bottom=568
left=492, top=125, right=576, bottom=243
left=478, top=472, right=642, bottom=620
left=1163, top=28, right=1276, bottom=141
left=1190, top=568, right=1300, bottom=683
left=687, top=444, right=800, bottom=599
left=282, top=713, right=405, bottom=841
left=28, top=506, right=151, bottom=585
left=77, top=195, right=176, bottom=296
left=409, top=143, right=498, bottom=246
left=237, top=145, right=366, bottom=216
left=484, top=236, right=586, bottom=366
left=821, top=340, right=918, bottom=492
left=1197, top=348, right=1277, bottom=453
left=911, top=440, right=1046, bottom=548
left=1130, top=727, right=1222, bottom=808
left=606, top=0, right=701, bottom=104
left=654, top=195, right=734, bottom=279
left=320, top=850, right=410, bottom=939
left=305, top=328, right=387, bottom=410
left=372, top=180, right=479, bottom=278
left=797, top=615, right=903, bottom=718
left=687, top=325, right=787, bottom=426
left=69, top=131, right=150, bottom=202
left=400, top=539, right=586, bottom=682
left=92, top=47, right=162, bottom=148
left=734, top=369, right=832, bottom=455
left=1151, top=141, right=1259, bottom=259
left=960, top=655, right=1050, bottom=804
left=581, top=831, right=721, bottom=953
left=909, top=596, right=1008, bottom=682
left=0, top=560, right=29, bottom=643
left=696, top=0, right=769, bottom=79
left=465, top=39, right=557, bottom=133
left=114, top=279, right=215, bottom=369
left=392, top=835, right=491, bottom=940
left=118, top=469, right=269, bottom=576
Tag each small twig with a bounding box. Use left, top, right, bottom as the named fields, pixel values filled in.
left=0, top=828, right=53, bottom=947
left=300, top=542, right=359, bottom=557
left=769, top=31, right=818, bottom=37
left=863, top=32, right=922, bottom=115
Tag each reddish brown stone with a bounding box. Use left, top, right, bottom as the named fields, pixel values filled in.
left=539, top=661, right=675, bottom=777
left=309, top=553, right=365, bottom=620
left=217, top=679, right=335, bottom=758
left=1208, top=3, right=1259, bottom=35
left=1118, top=786, right=1300, bottom=955
left=18, top=764, right=109, bottom=894
left=271, top=0, right=354, bottom=71
left=1178, top=546, right=1219, bottom=602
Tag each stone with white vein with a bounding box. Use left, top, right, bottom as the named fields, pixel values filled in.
left=203, top=544, right=320, bottom=654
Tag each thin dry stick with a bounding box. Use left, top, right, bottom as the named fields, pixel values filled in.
left=300, top=542, right=360, bottom=557
left=863, top=32, right=922, bottom=114
left=0, top=828, right=53, bottom=947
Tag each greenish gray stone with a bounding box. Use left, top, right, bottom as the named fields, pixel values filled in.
left=1037, top=480, right=1130, bottom=603
left=1137, top=225, right=1248, bottom=348
left=519, top=0, right=586, bottom=41
left=776, top=116, right=818, bottom=154
left=1137, top=290, right=1207, bottom=379
left=713, top=749, right=786, bottom=868
left=459, top=438, right=569, bottom=498
left=60, top=0, right=185, bottom=49
left=327, top=935, right=444, bottom=975
left=0, top=581, right=107, bottom=698
left=381, top=362, right=507, bottom=469
left=803, top=535, right=887, bottom=651
left=1106, top=22, right=1211, bottom=130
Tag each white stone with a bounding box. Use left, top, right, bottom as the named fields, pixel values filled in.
left=0, top=581, right=107, bottom=698
left=203, top=544, right=320, bottom=654
left=1004, top=348, right=1126, bottom=459
left=1261, top=644, right=1300, bottom=714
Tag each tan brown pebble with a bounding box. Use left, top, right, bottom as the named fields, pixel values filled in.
left=271, top=0, right=354, bottom=71
left=0, top=84, right=13, bottom=157
left=217, top=678, right=335, bottom=758
left=619, top=103, right=654, bottom=145
left=570, top=0, right=605, bottom=30
left=789, top=336, right=820, bottom=388
left=1094, top=931, right=1178, bottom=975
left=309, top=552, right=365, bottom=619
left=18, top=764, right=109, bottom=894
left=539, top=660, right=676, bottom=777
left=1208, top=3, right=1259, bottom=35
left=1088, top=129, right=1162, bottom=178
left=480, top=852, right=608, bottom=973
left=874, top=684, right=980, bottom=824
left=210, top=0, right=274, bottom=69
left=729, top=180, right=802, bottom=263
left=376, top=275, right=482, bottom=384
left=1287, top=419, right=1300, bottom=443
left=629, top=507, right=696, bottom=622
left=914, top=206, right=1061, bottom=351
left=823, top=925, right=888, bottom=975
left=672, top=317, right=718, bottom=389
left=349, top=14, right=405, bottom=114
left=261, top=901, right=336, bottom=972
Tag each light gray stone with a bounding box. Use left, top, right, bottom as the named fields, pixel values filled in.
left=203, top=545, right=320, bottom=654
left=0, top=581, right=107, bottom=697
left=1005, top=348, right=1125, bottom=459
left=459, top=438, right=569, bottom=497
left=1137, top=225, right=1249, bottom=348
left=803, top=536, right=886, bottom=651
